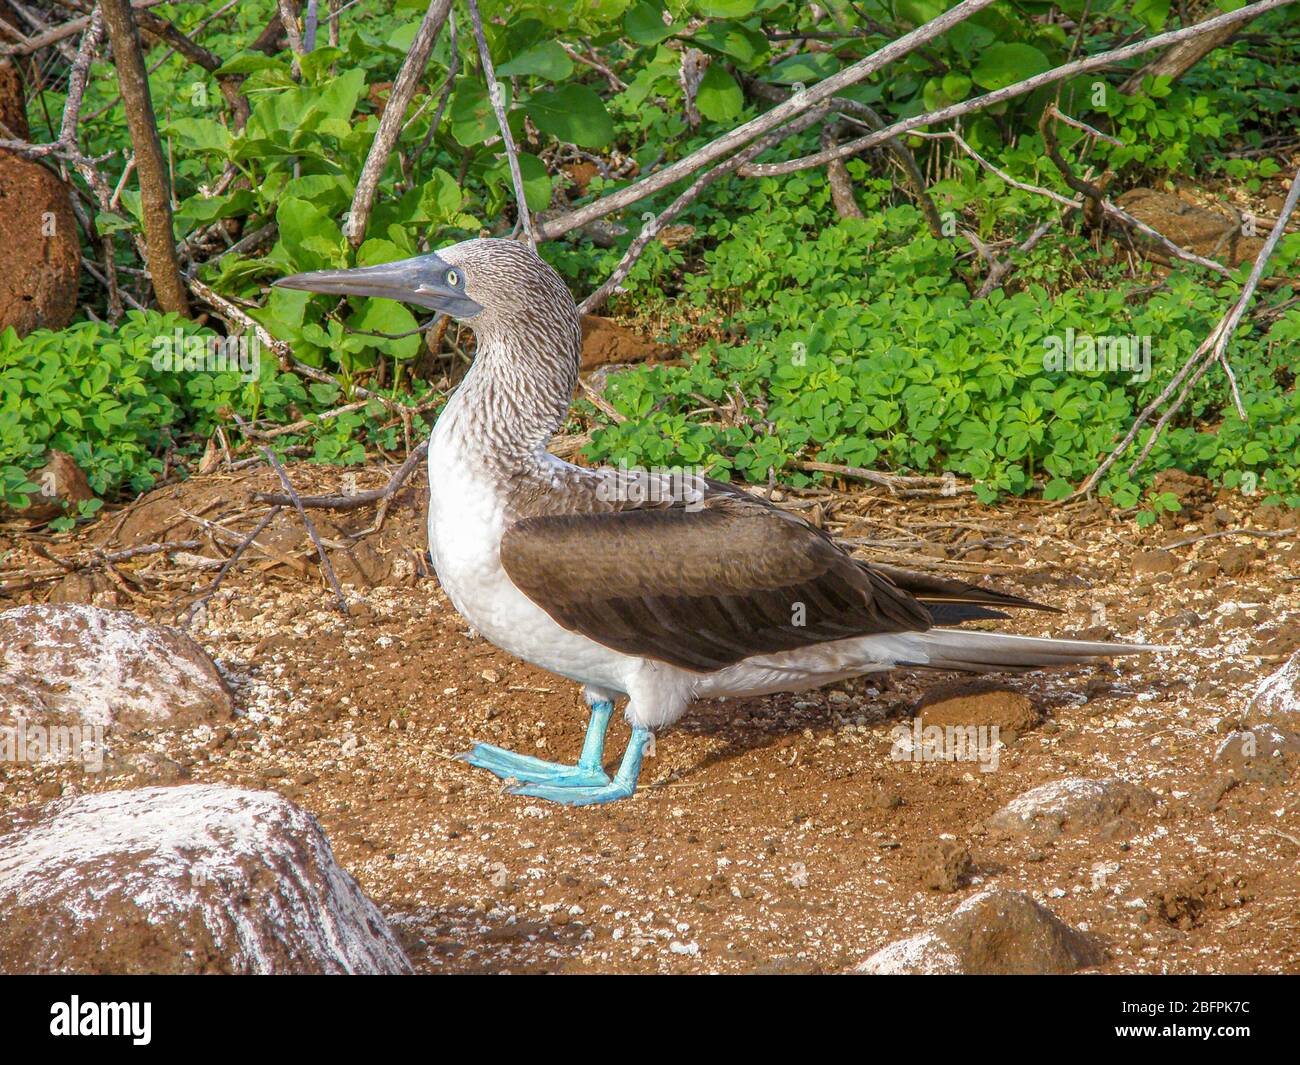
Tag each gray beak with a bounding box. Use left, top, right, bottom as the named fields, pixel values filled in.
left=274, top=251, right=483, bottom=318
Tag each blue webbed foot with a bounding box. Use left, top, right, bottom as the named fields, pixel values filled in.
left=456, top=699, right=615, bottom=787
left=508, top=726, right=652, bottom=807
left=456, top=743, right=610, bottom=787
left=506, top=778, right=636, bottom=806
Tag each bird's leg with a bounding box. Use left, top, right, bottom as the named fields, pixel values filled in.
left=456, top=699, right=613, bottom=787
left=507, top=726, right=652, bottom=806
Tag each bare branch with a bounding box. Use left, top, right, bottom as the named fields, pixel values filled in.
left=742, top=0, right=1295, bottom=179
left=345, top=0, right=452, bottom=248
left=1073, top=165, right=1300, bottom=496
left=537, top=0, right=1001, bottom=241
left=466, top=0, right=533, bottom=244
left=100, top=0, right=190, bottom=314
left=578, top=106, right=831, bottom=314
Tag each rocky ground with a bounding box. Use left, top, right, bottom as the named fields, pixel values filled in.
left=1, top=463, right=1297, bottom=974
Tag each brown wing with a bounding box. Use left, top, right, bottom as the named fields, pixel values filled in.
left=500, top=493, right=934, bottom=672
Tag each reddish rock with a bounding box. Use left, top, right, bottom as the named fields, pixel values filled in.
left=580, top=314, right=671, bottom=369
left=1115, top=189, right=1264, bottom=269
left=0, top=58, right=27, bottom=140
left=0, top=152, right=80, bottom=336
left=0, top=449, right=93, bottom=523
left=916, top=681, right=1042, bottom=740
left=1247, top=648, right=1300, bottom=729
left=854, top=889, right=1103, bottom=975
left=1133, top=548, right=1178, bottom=575
left=0, top=785, right=412, bottom=974
left=0, top=604, right=235, bottom=732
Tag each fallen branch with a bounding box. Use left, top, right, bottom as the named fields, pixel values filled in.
left=232, top=413, right=349, bottom=612
left=183, top=505, right=283, bottom=626
left=793, top=460, right=973, bottom=496
left=253, top=441, right=428, bottom=511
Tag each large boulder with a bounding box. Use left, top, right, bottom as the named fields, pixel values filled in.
left=854, top=889, right=1103, bottom=975
left=0, top=604, right=235, bottom=731
left=0, top=785, right=412, bottom=974
left=0, top=151, right=80, bottom=336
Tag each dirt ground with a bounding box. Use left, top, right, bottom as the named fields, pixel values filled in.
left=1, top=461, right=1298, bottom=974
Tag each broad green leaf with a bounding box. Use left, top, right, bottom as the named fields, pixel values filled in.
left=450, top=78, right=508, bottom=146
left=694, top=0, right=757, bottom=15
left=768, top=52, right=838, bottom=85
left=972, top=43, right=1052, bottom=91
left=165, top=117, right=230, bottom=153
left=691, top=21, right=768, bottom=66
left=528, top=85, right=615, bottom=147
left=1131, top=0, right=1170, bottom=31
left=344, top=299, right=422, bottom=360
left=626, top=1, right=675, bottom=46
left=499, top=41, right=573, bottom=80
left=695, top=64, right=743, bottom=123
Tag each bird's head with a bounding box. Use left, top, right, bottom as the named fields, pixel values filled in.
left=273, top=237, right=577, bottom=336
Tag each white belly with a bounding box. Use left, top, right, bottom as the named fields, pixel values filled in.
left=425, top=437, right=636, bottom=693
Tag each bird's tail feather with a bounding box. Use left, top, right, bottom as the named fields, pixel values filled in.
left=901, top=628, right=1167, bottom=674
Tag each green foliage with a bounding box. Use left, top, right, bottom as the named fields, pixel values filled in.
left=8, top=0, right=1300, bottom=520
left=578, top=169, right=1300, bottom=510
left=0, top=312, right=437, bottom=512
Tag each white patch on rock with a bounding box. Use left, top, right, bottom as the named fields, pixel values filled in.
left=1249, top=648, right=1300, bottom=724
left=985, top=776, right=1156, bottom=841
left=0, top=784, right=411, bottom=974
left=853, top=889, right=1101, bottom=975
left=0, top=604, right=234, bottom=730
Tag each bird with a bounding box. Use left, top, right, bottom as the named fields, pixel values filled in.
left=275, top=238, right=1162, bottom=806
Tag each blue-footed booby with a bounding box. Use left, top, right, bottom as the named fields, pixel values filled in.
left=276, top=239, right=1161, bottom=806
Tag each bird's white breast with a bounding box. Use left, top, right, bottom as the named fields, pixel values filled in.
left=425, top=425, right=636, bottom=693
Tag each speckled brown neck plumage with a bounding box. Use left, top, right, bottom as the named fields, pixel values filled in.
left=434, top=251, right=582, bottom=479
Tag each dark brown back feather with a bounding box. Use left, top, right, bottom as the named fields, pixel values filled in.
left=501, top=493, right=933, bottom=672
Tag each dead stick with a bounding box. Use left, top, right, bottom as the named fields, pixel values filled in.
left=1074, top=164, right=1300, bottom=496
left=184, top=505, right=283, bottom=626
left=538, top=0, right=999, bottom=240
left=253, top=441, right=428, bottom=509
left=466, top=0, right=533, bottom=244
left=100, top=0, right=190, bottom=313
left=742, top=0, right=1295, bottom=179
left=346, top=0, right=451, bottom=247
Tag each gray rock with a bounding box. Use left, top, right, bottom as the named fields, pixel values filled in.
left=0, top=604, right=234, bottom=733
left=986, top=777, right=1156, bottom=843
left=1248, top=649, right=1300, bottom=729
left=0, top=785, right=411, bottom=974
left=855, top=889, right=1103, bottom=975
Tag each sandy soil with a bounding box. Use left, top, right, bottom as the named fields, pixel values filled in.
left=1, top=463, right=1297, bottom=974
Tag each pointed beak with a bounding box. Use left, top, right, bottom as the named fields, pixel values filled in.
left=274, top=252, right=483, bottom=318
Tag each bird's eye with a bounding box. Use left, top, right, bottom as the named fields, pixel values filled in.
left=446, top=269, right=460, bottom=287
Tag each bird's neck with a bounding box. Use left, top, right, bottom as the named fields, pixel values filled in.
left=437, top=313, right=581, bottom=473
